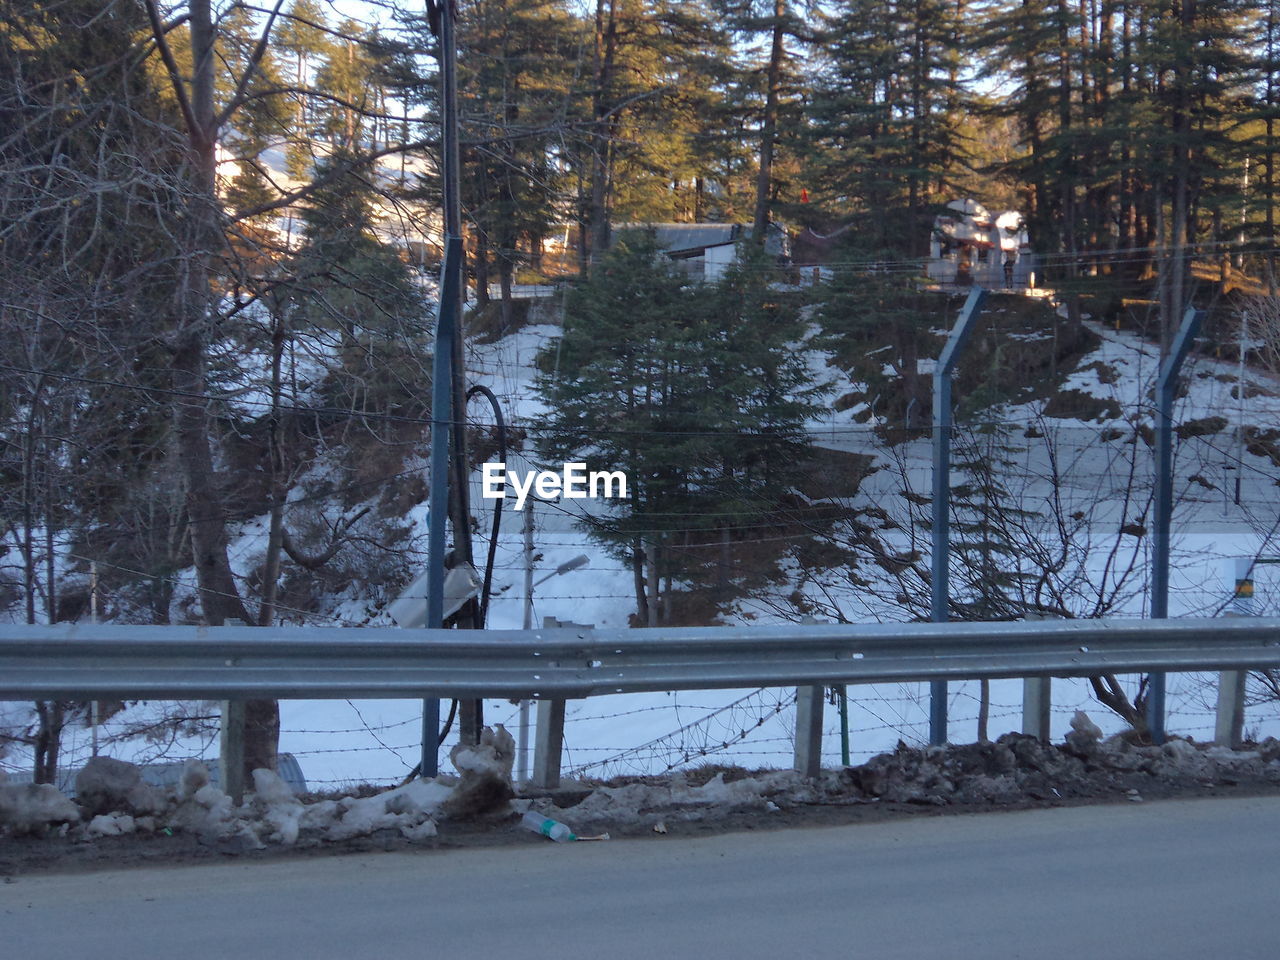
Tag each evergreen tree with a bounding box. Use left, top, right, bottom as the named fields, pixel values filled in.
left=578, top=0, right=735, bottom=263
left=288, top=146, right=426, bottom=361
left=218, top=5, right=298, bottom=220
left=313, top=19, right=391, bottom=150
left=457, top=0, right=579, bottom=313
left=534, top=233, right=822, bottom=622
left=715, top=0, right=811, bottom=238
left=808, top=0, right=966, bottom=254
left=277, top=0, right=335, bottom=179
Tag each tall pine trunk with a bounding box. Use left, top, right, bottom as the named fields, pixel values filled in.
left=752, top=0, right=786, bottom=240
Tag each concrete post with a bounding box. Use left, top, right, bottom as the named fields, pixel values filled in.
left=1215, top=670, right=1247, bottom=748
left=529, top=616, right=591, bottom=790
left=220, top=699, right=246, bottom=804
left=1022, top=677, right=1052, bottom=742
left=793, top=685, right=824, bottom=778
left=532, top=699, right=566, bottom=790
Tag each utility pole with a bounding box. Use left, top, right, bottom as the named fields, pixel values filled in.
left=437, top=0, right=482, bottom=747
left=422, top=0, right=477, bottom=776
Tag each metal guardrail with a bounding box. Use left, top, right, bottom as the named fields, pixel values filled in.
left=2, top=618, right=1280, bottom=701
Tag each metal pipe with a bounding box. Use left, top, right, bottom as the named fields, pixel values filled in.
left=1149, top=306, right=1202, bottom=744
left=929, top=287, right=987, bottom=745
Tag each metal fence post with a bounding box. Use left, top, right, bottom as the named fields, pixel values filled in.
left=1149, top=305, right=1203, bottom=745
left=793, top=685, right=824, bottom=777
left=930, top=287, right=987, bottom=745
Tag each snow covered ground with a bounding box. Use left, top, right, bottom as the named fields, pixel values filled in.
left=6, top=305, right=1280, bottom=789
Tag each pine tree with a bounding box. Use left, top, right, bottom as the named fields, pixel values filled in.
left=714, top=0, right=811, bottom=238
left=808, top=0, right=966, bottom=254
left=457, top=0, right=579, bottom=313
left=277, top=0, right=335, bottom=180
left=534, top=233, right=822, bottom=622
left=288, top=146, right=426, bottom=361
left=218, top=5, right=298, bottom=220
left=578, top=0, right=734, bottom=263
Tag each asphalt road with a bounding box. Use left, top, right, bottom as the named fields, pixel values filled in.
left=6, top=795, right=1278, bottom=959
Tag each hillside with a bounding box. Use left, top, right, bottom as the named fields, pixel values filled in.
left=7, top=283, right=1280, bottom=788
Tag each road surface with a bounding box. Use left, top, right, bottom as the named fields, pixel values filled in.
left=6, top=795, right=1278, bottom=959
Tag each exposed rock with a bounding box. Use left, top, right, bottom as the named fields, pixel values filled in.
left=75, top=757, right=167, bottom=818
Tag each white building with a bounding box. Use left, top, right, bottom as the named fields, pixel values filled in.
left=615, top=222, right=790, bottom=281
left=927, top=199, right=1035, bottom=289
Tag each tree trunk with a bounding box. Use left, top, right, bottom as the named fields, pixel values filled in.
left=33, top=701, right=65, bottom=785
left=258, top=313, right=289, bottom=628
left=632, top=539, right=649, bottom=624
left=168, top=0, right=278, bottom=776
left=499, top=256, right=514, bottom=331
left=646, top=538, right=660, bottom=627
left=752, top=0, right=786, bottom=240
left=588, top=0, right=619, bottom=262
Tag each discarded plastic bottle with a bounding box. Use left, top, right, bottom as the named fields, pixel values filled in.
left=522, top=810, right=576, bottom=842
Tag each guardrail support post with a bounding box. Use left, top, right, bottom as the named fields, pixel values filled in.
left=219, top=699, right=245, bottom=804
left=1215, top=670, right=1246, bottom=748
left=528, top=617, right=590, bottom=789
left=1149, top=305, right=1203, bottom=745
left=794, top=685, right=824, bottom=777
left=931, top=287, right=987, bottom=746
left=1022, top=677, right=1052, bottom=741
left=532, top=698, right=566, bottom=789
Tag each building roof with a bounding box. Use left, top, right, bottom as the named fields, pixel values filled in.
left=614, top=222, right=787, bottom=258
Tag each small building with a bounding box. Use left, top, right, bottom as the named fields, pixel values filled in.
left=927, top=199, right=1035, bottom=290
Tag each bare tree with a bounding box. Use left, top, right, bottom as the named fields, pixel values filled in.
left=781, top=411, right=1174, bottom=738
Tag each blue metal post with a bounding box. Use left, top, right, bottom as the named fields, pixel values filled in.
left=421, top=236, right=463, bottom=778
left=1148, top=305, right=1203, bottom=744
left=930, top=287, right=987, bottom=745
